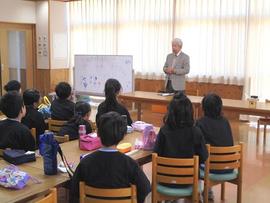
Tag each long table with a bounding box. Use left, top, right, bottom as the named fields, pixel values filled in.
left=0, top=129, right=155, bottom=202
left=27, top=130, right=154, bottom=170
left=119, top=91, right=270, bottom=120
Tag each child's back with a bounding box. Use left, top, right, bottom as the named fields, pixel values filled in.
left=0, top=91, right=35, bottom=151
left=50, top=82, right=75, bottom=120
left=196, top=93, right=233, bottom=146
left=21, top=89, right=46, bottom=144
left=0, top=119, right=35, bottom=151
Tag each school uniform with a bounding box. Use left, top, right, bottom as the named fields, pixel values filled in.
left=96, top=102, right=133, bottom=126
left=71, top=149, right=151, bottom=203
left=21, top=105, right=46, bottom=145
left=50, top=98, right=75, bottom=121
left=58, top=119, right=92, bottom=140
left=196, top=116, right=234, bottom=174
left=154, top=125, right=208, bottom=162
left=195, top=116, right=233, bottom=147
left=0, top=119, right=35, bottom=151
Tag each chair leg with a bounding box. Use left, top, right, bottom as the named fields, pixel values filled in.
left=152, top=191, right=157, bottom=203
left=221, top=182, right=225, bottom=200
left=237, top=182, right=242, bottom=203
left=204, top=186, right=209, bottom=203
left=257, top=122, right=260, bottom=143
left=263, top=125, right=267, bottom=143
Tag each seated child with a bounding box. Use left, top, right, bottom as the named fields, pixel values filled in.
left=4, top=80, right=21, bottom=93
left=154, top=93, right=208, bottom=187
left=0, top=91, right=35, bottom=151
left=71, top=111, right=150, bottom=203
left=50, top=82, right=75, bottom=121
left=195, top=93, right=234, bottom=200
left=21, top=89, right=46, bottom=146
left=96, top=78, right=132, bottom=126
left=58, top=101, right=92, bottom=140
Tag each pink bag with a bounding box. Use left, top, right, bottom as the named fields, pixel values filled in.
left=79, top=133, right=102, bottom=151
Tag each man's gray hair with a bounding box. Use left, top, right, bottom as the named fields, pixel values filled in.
left=172, top=38, right=183, bottom=47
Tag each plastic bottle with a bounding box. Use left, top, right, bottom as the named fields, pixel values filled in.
left=79, top=125, right=86, bottom=148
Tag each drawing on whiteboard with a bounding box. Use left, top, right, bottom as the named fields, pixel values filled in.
left=81, top=76, right=88, bottom=89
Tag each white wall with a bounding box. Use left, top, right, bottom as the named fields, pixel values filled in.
left=36, top=1, right=49, bottom=69
left=50, top=1, right=68, bottom=69
left=0, top=0, right=36, bottom=23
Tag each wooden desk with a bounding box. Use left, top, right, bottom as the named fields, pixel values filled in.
left=221, top=98, right=270, bottom=117
left=0, top=160, right=68, bottom=203
left=119, top=91, right=201, bottom=120
left=119, top=91, right=270, bottom=120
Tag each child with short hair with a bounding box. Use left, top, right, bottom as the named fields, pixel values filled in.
left=58, top=101, right=92, bottom=140
left=21, top=89, right=46, bottom=145
left=71, top=111, right=150, bottom=203
left=0, top=91, right=35, bottom=151
left=50, top=82, right=75, bottom=120
left=96, top=78, right=132, bottom=126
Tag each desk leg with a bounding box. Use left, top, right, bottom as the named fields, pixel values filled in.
left=137, top=103, right=142, bottom=121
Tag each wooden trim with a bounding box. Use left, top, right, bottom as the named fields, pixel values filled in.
left=48, top=0, right=52, bottom=70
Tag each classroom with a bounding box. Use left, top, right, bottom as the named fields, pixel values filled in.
left=0, top=0, right=270, bottom=202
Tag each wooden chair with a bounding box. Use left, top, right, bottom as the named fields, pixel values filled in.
left=48, top=119, right=67, bottom=134
left=31, top=128, right=37, bottom=147
left=152, top=153, right=199, bottom=203
left=35, top=188, right=57, bottom=203
left=54, top=134, right=69, bottom=143
left=48, top=119, right=69, bottom=143
left=257, top=99, right=270, bottom=142
left=0, top=149, right=4, bottom=157
left=201, top=143, right=243, bottom=203
left=79, top=182, right=137, bottom=203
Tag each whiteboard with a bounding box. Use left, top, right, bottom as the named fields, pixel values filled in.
left=74, top=55, right=133, bottom=95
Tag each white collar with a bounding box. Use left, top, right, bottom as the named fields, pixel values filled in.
left=175, top=50, right=182, bottom=56
left=7, top=118, right=20, bottom=122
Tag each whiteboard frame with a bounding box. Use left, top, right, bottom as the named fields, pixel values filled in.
left=73, top=54, right=134, bottom=96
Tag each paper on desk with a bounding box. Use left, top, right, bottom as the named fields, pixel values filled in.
left=157, top=93, right=174, bottom=96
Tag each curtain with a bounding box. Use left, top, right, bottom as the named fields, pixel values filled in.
left=68, top=0, right=270, bottom=99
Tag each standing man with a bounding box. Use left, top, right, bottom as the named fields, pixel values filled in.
left=163, top=38, right=190, bottom=93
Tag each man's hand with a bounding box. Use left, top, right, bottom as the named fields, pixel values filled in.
left=166, top=67, right=174, bottom=74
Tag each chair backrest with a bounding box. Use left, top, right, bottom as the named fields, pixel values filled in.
left=0, top=149, right=4, bottom=157
left=35, top=188, right=57, bottom=203
left=54, top=134, right=69, bottom=143
left=31, top=128, right=37, bottom=146
left=48, top=119, right=66, bottom=134
left=152, top=153, right=199, bottom=198
left=205, top=143, right=243, bottom=172
left=79, top=182, right=137, bottom=203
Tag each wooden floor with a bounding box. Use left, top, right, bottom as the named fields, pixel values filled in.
left=137, top=110, right=270, bottom=203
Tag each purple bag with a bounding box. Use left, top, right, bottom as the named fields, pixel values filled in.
left=142, top=125, right=156, bottom=150
left=0, top=165, right=30, bottom=189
